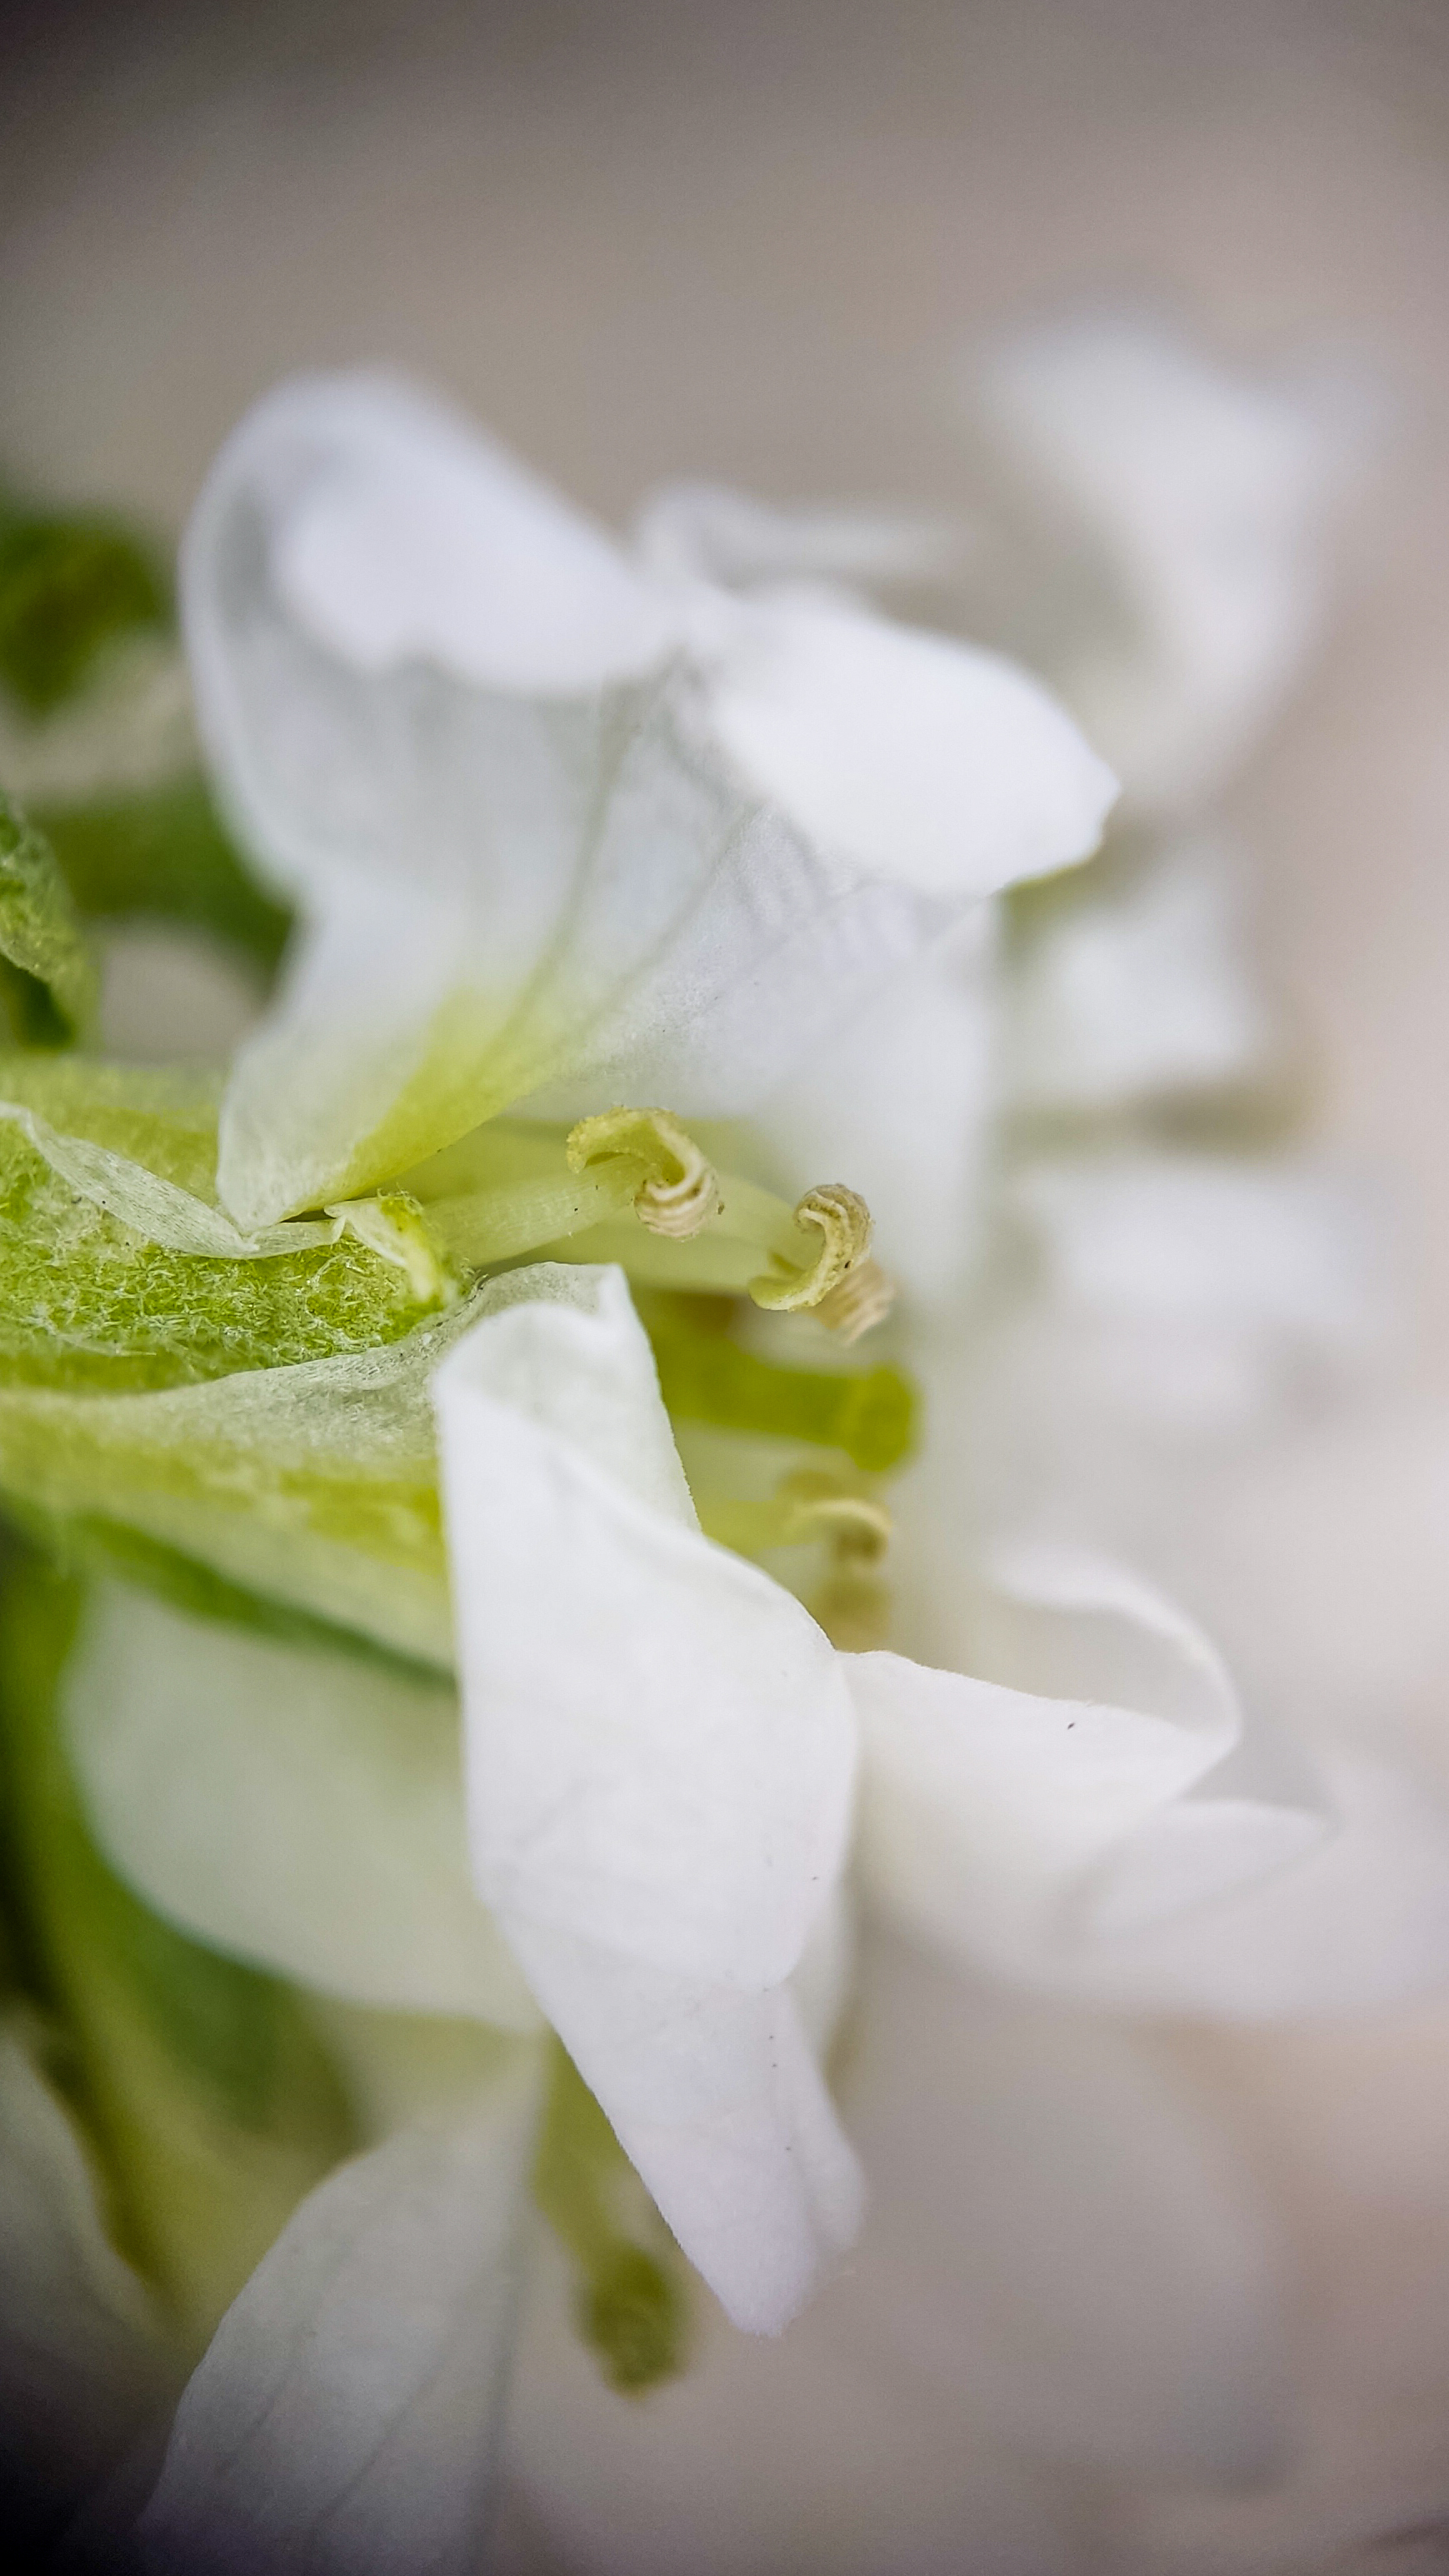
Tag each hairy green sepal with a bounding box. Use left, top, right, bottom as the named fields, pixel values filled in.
left=0, top=1053, right=447, bottom=1391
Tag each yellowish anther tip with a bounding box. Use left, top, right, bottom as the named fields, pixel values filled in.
left=750, top=1181, right=877, bottom=1317
left=815, top=1256, right=897, bottom=1344
left=567, top=1107, right=722, bottom=1240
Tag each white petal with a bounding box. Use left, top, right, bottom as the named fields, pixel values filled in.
left=1013, top=1153, right=1389, bottom=1355
left=1066, top=1748, right=1449, bottom=2019
left=972, top=309, right=1365, bottom=808
left=511, top=1922, right=862, bottom=2337
left=432, top=1263, right=862, bottom=2328
left=853, top=1545, right=1324, bottom=1983
left=200, top=373, right=675, bottom=704
left=139, top=2046, right=540, bottom=2576
left=1007, top=836, right=1275, bottom=1113
left=62, top=1582, right=540, bottom=2032
left=699, top=586, right=1117, bottom=900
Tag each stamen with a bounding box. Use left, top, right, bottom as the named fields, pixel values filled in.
left=531, top=2041, right=688, bottom=2394
left=698, top=1466, right=895, bottom=1650
left=645, top=1303, right=917, bottom=1471
left=749, top=1183, right=873, bottom=1314
left=567, top=1108, right=722, bottom=1239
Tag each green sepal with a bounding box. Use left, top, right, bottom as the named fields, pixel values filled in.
left=531, top=2040, right=688, bottom=2395
left=643, top=1297, right=917, bottom=1473
left=0, top=1053, right=446, bottom=1391
left=0, top=791, right=97, bottom=1046
left=0, top=1544, right=353, bottom=2344
left=36, top=775, right=291, bottom=973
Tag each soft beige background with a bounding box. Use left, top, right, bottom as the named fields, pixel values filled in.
left=4, top=4, right=1449, bottom=2569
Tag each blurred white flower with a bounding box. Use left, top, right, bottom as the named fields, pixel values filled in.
left=0, top=326, right=1432, bottom=2576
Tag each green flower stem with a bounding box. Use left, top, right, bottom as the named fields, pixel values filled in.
left=0, top=1545, right=353, bottom=2346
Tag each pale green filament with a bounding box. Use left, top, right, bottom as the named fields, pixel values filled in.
left=407, top=1110, right=891, bottom=1328
left=531, top=2040, right=688, bottom=2394
left=644, top=1298, right=917, bottom=1473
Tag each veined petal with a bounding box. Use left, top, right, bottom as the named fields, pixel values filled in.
left=697, top=586, right=1117, bottom=900
left=432, top=1263, right=862, bottom=2328
left=139, top=2043, right=541, bottom=2576
left=62, top=1581, right=540, bottom=2032
left=971, top=309, right=1366, bottom=808
left=187, top=373, right=1112, bottom=1224
left=185, top=378, right=942, bottom=1223
left=746, top=908, right=1001, bottom=1306
left=852, top=1546, right=1325, bottom=1983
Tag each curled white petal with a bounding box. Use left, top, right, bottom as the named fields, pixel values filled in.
left=186, top=371, right=1113, bottom=1223
left=198, top=373, right=676, bottom=708
left=852, top=1546, right=1325, bottom=1983
left=697, top=586, right=1117, bottom=900
left=432, top=1263, right=861, bottom=2328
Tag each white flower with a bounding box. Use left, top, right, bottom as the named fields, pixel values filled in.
left=182, top=373, right=1114, bottom=1231
left=4, top=342, right=1432, bottom=2576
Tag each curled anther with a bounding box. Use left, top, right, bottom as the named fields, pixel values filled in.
left=777, top=1473, right=892, bottom=1564
left=750, top=1182, right=873, bottom=1315
left=813, top=1256, right=897, bottom=1345
left=567, top=1108, right=722, bottom=1240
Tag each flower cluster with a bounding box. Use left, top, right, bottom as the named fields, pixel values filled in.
left=0, top=316, right=1442, bottom=2573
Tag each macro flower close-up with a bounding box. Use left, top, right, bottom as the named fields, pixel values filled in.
left=6, top=8, right=1449, bottom=2574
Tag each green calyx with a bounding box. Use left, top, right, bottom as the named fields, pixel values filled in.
left=0, top=1546, right=353, bottom=2344
left=0, top=498, right=170, bottom=718
left=0, top=1053, right=451, bottom=1393
left=531, top=2040, right=688, bottom=2395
